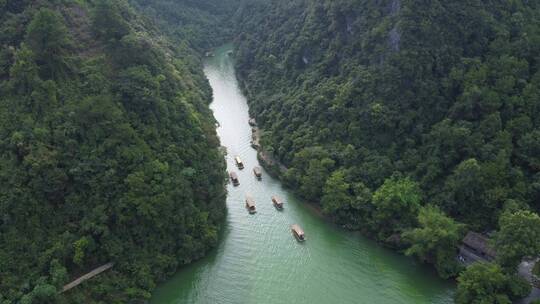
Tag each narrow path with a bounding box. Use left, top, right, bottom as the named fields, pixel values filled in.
left=61, top=262, right=114, bottom=293
left=517, top=258, right=540, bottom=303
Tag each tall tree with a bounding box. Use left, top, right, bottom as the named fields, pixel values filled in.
left=25, top=8, right=72, bottom=78
left=495, top=210, right=540, bottom=271
left=0, top=1, right=228, bottom=302
left=403, top=205, right=465, bottom=278
left=321, top=170, right=352, bottom=215
left=455, top=262, right=530, bottom=304
left=372, top=176, right=423, bottom=239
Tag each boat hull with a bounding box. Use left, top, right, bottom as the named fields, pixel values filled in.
left=292, top=231, right=305, bottom=242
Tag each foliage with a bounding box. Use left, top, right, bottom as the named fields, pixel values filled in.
left=25, top=8, right=72, bottom=79
left=455, top=262, right=530, bottom=304
left=234, top=0, right=540, bottom=299
left=403, top=206, right=465, bottom=278
left=3, top=0, right=540, bottom=302
left=495, top=210, right=540, bottom=271
left=506, top=275, right=533, bottom=300
left=321, top=170, right=352, bottom=214
left=234, top=0, right=540, bottom=231
left=371, top=176, right=422, bottom=239
left=92, top=0, right=130, bottom=42
left=19, top=284, right=58, bottom=304
left=0, top=1, right=227, bottom=303
left=321, top=170, right=373, bottom=228
left=129, top=0, right=243, bottom=51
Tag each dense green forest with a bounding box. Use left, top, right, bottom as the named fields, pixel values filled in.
left=0, top=0, right=227, bottom=302
left=129, top=0, right=242, bottom=51
left=2, top=0, right=540, bottom=302
left=234, top=0, right=540, bottom=302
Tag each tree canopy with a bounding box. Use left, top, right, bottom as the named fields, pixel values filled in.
left=495, top=210, right=540, bottom=271
left=234, top=0, right=540, bottom=299
left=0, top=1, right=227, bottom=302
left=403, top=205, right=465, bottom=278
left=455, top=262, right=530, bottom=304
left=234, top=0, right=540, bottom=232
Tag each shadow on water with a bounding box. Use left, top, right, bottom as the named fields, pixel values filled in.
left=151, top=43, right=455, bottom=304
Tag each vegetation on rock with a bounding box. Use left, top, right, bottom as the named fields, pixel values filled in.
left=2, top=0, right=540, bottom=302
left=234, top=0, right=540, bottom=301
left=455, top=262, right=530, bottom=304
left=0, top=1, right=227, bottom=302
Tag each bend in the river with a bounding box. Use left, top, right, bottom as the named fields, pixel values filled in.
left=151, top=44, right=455, bottom=304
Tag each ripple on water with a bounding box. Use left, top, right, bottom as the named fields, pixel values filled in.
left=150, top=44, right=454, bottom=304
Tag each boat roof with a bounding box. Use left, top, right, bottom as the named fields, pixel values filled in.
left=246, top=196, right=255, bottom=207
left=253, top=166, right=262, bottom=173
left=463, top=232, right=496, bottom=258
left=229, top=172, right=238, bottom=179
left=291, top=224, right=304, bottom=235
left=272, top=196, right=282, bottom=203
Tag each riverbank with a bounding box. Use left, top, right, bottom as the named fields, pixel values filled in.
left=151, top=44, right=454, bottom=304
left=249, top=125, right=288, bottom=175
left=249, top=124, right=330, bottom=222
left=240, top=63, right=450, bottom=278
left=240, top=80, right=540, bottom=304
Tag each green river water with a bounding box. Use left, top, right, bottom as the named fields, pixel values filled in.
left=151, top=44, right=455, bottom=304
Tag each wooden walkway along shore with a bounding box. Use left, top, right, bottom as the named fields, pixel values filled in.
left=61, top=262, right=114, bottom=293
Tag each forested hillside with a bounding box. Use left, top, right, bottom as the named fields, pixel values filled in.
left=0, top=0, right=227, bottom=302
left=2, top=0, right=540, bottom=302
left=235, top=0, right=540, bottom=301
left=130, top=0, right=242, bottom=51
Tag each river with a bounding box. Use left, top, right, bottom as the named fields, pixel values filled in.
left=151, top=44, right=455, bottom=304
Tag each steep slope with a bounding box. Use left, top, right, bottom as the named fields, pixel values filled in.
left=236, top=0, right=540, bottom=230
left=234, top=0, right=540, bottom=290
left=130, top=0, right=243, bottom=51
left=0, top=0, right=226, bottom=302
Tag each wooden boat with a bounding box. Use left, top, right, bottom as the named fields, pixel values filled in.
left=229, top=172, right=239, bottom=186
left=253, top=166, right=262, bottom=180
left=245, top=196, right=257, bottom=214
left=271, top=196, right=284, bottom=210
left=235, top=156, right=244, bottom=169
left=291, top=224, right=305, bottom=241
